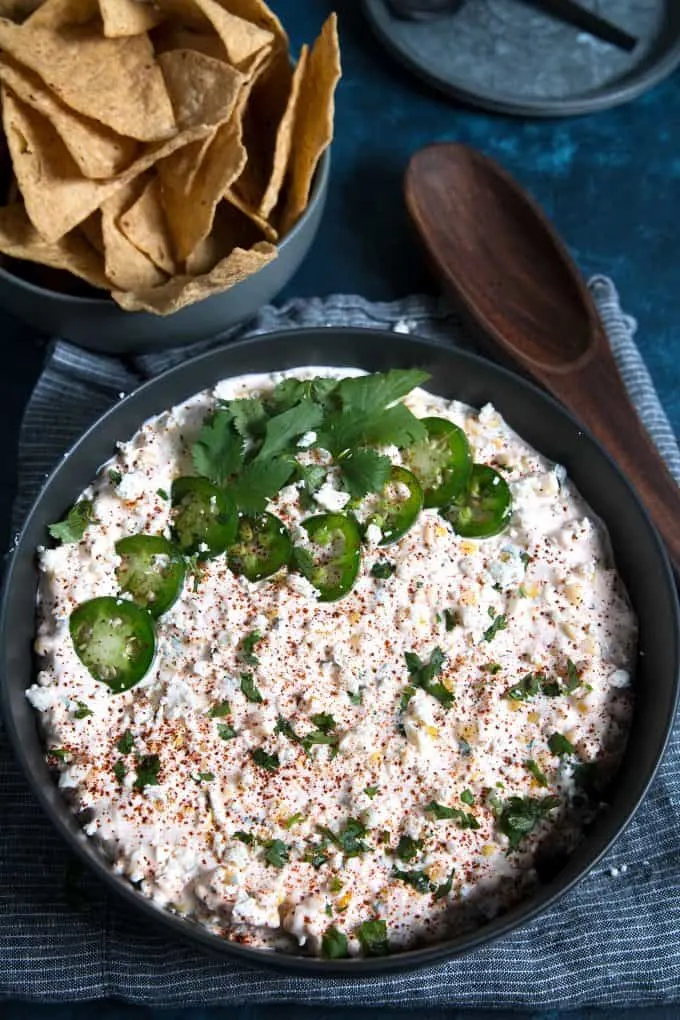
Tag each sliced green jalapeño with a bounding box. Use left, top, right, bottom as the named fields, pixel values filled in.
left=372, top=466, right=424, bottom=545
left=115, top=535, right=185, bottom=617
left=442, top=464, right=512, bottom=539
left=228, top=512, right=292, bottom=582
left=404, top=417, right=472, bottom=508
left=294, top=512, right=361, bottom=601
left=170, top=476, right=237, bottom=558
left=70, top=596, right=156, bottom=693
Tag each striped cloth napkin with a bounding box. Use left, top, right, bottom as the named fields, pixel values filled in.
left=2, top=276, right=679, bottom=1007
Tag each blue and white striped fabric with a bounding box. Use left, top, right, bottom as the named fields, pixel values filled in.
left=2, top=277, right=679, bottom=1006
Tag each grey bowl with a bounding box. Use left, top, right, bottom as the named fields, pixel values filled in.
left=1, top=329, right=678, bottom=975
left=0, top=152, right=329, bottom=355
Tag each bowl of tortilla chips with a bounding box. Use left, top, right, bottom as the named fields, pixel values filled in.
left=0, top=0, right=339, bottom=353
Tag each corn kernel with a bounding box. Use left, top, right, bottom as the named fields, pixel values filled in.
left=565, top=583, right=583, bottom=606
left=337, top=891, right=352, bottom=910
left=460, top=541, right=477, bottom=555
left=527, top=711, right=540, bottom=725
left=561, top=622, right=579, bottom=641
left=481, top=844, right=495, bottom=857
left=425, top=724, right=439, bottom=738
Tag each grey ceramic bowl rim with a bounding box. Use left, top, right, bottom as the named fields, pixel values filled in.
left=2, top=329, right=679, bottom=977
left=0, top=148, right=330, bottom=305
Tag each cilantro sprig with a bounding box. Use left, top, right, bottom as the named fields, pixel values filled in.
left=48, top=500, right=95, bottom=544
left=404, top=647, right=453, bottom=709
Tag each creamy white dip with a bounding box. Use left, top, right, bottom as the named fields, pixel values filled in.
left=30, top=368, right=635, bottom=957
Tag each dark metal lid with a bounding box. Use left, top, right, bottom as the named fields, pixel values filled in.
left=363, top=0, right=680, bottom=116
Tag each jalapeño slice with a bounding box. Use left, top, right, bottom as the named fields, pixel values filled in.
left=293, top=513, right=361, bottom=601
left=70, top=596, right=156, bottom=693
left=115, top=535, right=186, bottom=617
left=404, top=417, right=472, bottom=508
left=371, top=466, right=424, bottom=546
left=228, top=512, right=292, bottom=582
left=170, top=477, right=237, bottom=558
left=442, top=464, right=512, bottom=539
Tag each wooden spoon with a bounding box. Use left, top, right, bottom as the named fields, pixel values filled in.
left=404, top=142, right=680, bottom=571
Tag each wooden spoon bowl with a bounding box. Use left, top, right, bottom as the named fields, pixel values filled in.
left=405, top=142, right=680, bottom=571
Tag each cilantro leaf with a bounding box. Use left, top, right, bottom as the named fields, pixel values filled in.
left=239, top=630, right=262, bottom=666
left=116, top=730, right=134, bottom=755
left=357, top=918, right=390, bottom=956
left=227, top=397, right=268, bottom=439
left=404, top=647, right=453, bottom=709
left=108, top=469, right=122, bottom=486
left=460, top=789, right=475, bottom=806
left=371, top=560, right=396, bottom=579
left=399, top=685, right=416, bottom=711
left=296, top=463, right=327, bottom=496
left=337, top=369, right=430, bottom=417
left=444, top=608, right=459, bottom=631
left=564, top=658, right=581, bottom=693
left=255, top=397, right=324, bottom=461
left=434, top=867, right=455, bottom=901
left=216, top=722, right=237, bottom=741
left=498, top=795, right=560, bottom=849
left=483, top=612, right=508, bottom=643
left=320, top=403, right=426, bottom=456
left=209, top=700, right=231, bottom=718
left=233, top=831, right=254, bottom=845
left=250, top=748, right=279, bottom=771
left=348, top=688, right=364, bottom=706
left=283, top=812, right=305, bottom=829
left=548, top=732, right=576, bottom=757
left=134, top=754, right=160, bottom=791
left=192, top=410, right=244, bottom=485
left=73, top=700, right=93, bottom=719
left=317, top=818, right=370, bottom=857
left=240, top=672, right=263, bottom=704
left=364, top=785, right=379, bottom=800
left=480, top=662, right=501, bottom=675
left=304, top=841, right=329, bottom=869
left=113, top=760, right=126, bottom=783
left=310, top=713, right=335, bottom=734
left=228, top=456, right=295, bottom=512
left=339, top=447, right=392, bottom=498
left=393, top=868, right=434, bottom=894
left=322, top=926, right=349, bottom=959
left=525, top=759, right=548, bottom=787
left=275, top=715, right=302, bottom=743
left=262, top=838, right=289, bottom=868
left=395, top=834, right=423, bottom=862
left=424, top=801, right=480, bottom=829
left=197, top=771, right=214, bottom=781
left=48, top=500, right=95, bottom=544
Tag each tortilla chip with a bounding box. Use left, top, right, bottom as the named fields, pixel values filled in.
left=118, top=173, right=176, bottom=274
left=79, top=209, right=102, bottom=251
left=158, top=49, right=244, bottom=130
left=98, top=0, right=163, bottom=37
left=151, top=22, right=224, bottom=61
left=100, top=179, right=166, bottom=290
left=185, top=196, right=262, bottom=273
left=279, top=13, right=340, bottom=235
left=156, top=0, right=272, bottom=71
left=256, top=45, right=307, bottom=220
left=224, top=187, right=276, bottom=242
left=0, top=199, right=110, bottom=288
left=218, top=0, right=286, bottom=48
left=26, top=0, right=93, bottom=26
left=0, top=0, right=44, bottom=22
left=158, top=105, right=247, bottom=260
left=2, top=85, right=215, bottom=240
left=0, top=13, right=177, bottom=142
left=112, top=239, right=275, bottom=313
left=0, top=56, right=139, bottom=177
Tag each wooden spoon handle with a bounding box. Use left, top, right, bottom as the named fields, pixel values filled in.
left=507, top=328, right=680, bottom=572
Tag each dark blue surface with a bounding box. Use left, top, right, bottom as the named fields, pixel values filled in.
left=2, top=0, right=680, bottom=1014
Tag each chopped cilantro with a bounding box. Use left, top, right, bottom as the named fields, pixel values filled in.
left=482, top=611, right=507, bottom=643
left=393, top=868, right=433, bottom=894
left=517, top=585, right=528, bottom=598
left=47, top=500, right=95, bottom=544
left=520, top=551, right=531, bottom=567
left=209, top=700, right=231, bottom=718
left=310, top=712, right=336, bottom=734
left=480, top=662, right=501, bottom=675
left=525, top=759, right=548, bottom=787
left=197, top=771, right=215, bottom=782
left=425, top=801, right=480, bottom=829
left=240, top=630, right=262, bottom=666
left=498, top=795, right=559, bottom=849
left=216, top=722, right=237, bottom=741
left=156, top=487, right=169, bottom=500
left=317, top=818, right=370, bottom=857
left=399, top=684, right=416, bottom=711
left=541, top=680, right=562, bottom=697
left=275, top=715, right=302, bottom=743
left=505, top=672, right=564, bottom=701
left=548, top=732, right=576, bottom=757
left=434, top=868, right=455, bottom=901
left=325, top=904, right=333, bottom=917
left=73, top=700, right=93, bottom=719
left=240, top=672, right=263, bottom=704
left=113, top=760, right=126, bottom=783
left=443, top=608, right=459, bottom=631
left=564, top=658, right=581, bottom=693
left=322, top=926, right=349, bottom=959
left=108, top=469, right=122, bottom=486
left=134, top=754, right=160, bottom=791
left=283, top=813, right=305, bottom=829
left=404, top=647, right=453, bottom=709
left=329, top=876, right=344, bottom=893
left=364, top=785, right=379, bottom=800
left=250, top=748, right=279, bottom=771
left=460, top=789, right=475, bottom=806
left=233, top=831, right=254, bottom=845
left=356, top=918, right=390, bottom=957
left=116, top=730, right=134, bottom=755
left=371, top=560, right=396, bottom=579
left=304, top=841, right=329, bottom=869
left=262, top=838, right=289, bottom=869
left=348, top=688, right=364, bottom=706
left=395, top=834, right=423, bottom=862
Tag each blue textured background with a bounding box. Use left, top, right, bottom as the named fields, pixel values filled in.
left=2, top=0, right=680, bottom=1014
